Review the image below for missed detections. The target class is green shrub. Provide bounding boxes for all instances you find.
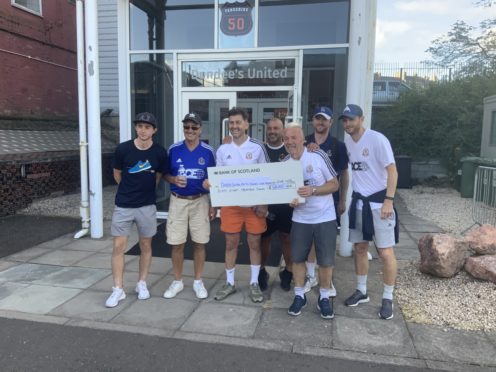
[374,74,496,180]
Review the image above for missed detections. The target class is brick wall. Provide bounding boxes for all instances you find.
[0,153,114,217]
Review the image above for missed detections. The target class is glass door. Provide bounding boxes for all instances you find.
[181,92,236,149]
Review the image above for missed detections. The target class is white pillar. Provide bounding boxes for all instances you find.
[85,0,103,238]
[339,0,377,257]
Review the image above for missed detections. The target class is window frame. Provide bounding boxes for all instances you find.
[11,0,42,16]
[490,110,496,146]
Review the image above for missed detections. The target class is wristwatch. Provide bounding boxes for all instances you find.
[312,187,317,196]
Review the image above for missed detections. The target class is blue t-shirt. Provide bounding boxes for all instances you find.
[112,140,169,208]
[168,140,216,196]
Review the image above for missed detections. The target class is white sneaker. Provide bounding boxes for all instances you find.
[193,280,208,299]
[163,280,184,298]
[135,281,150,300]
[105,287,126,308]
[304,275,319,293]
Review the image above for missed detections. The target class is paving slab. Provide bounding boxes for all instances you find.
[333,317,417,358]
[178,260,226,280]
[255,307,333,348]
[113,297,197,330]
[0,260,19,272]
[180,302,261,337]
[0,284,81,314]
[425,360,496,372]
[91,272,162,293]
[5,247,53,262]
[31,233,75,250]
[61,239,112,252]
[0,282,30,301]
[408,323,496,366]
[31,266,110,289]
[0,263,64,284]
[401,224,444,233]
[72,252,136,270]
[49,290,132,322]
[267,285,299,309]
[394,247,420,261]
[29,250,94,266]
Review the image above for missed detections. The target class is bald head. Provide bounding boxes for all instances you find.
[283,124,305,159]
[266,117,284,146]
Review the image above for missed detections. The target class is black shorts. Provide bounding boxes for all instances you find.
[261,204,293,237]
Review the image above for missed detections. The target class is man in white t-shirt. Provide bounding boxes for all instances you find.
[284,123,339,319]
[211,107,270,303]
[340,104,398,320]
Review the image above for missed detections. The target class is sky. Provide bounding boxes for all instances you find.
[375,0,496,64]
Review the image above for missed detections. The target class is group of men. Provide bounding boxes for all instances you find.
[105,104,398,321]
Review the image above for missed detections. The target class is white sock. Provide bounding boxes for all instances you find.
[250,265,261,284]
[383,284,394,300]
[226,268,235,285]
[319,287,331,300]
[306,261,316,278]
[294,286,305,298]
[357,275,367,294]
[329,283,337,297]
[194,279,203,286]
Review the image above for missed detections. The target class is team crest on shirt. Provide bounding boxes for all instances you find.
[306,165,313,173]
[198,157,205,165]
[278,153,286,161]
[362,148,369,157]
[326,149,333,157]
[246,152,253,160]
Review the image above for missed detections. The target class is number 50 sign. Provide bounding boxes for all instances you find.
[220,1,253,36]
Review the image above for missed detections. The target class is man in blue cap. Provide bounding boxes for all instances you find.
[340,104,398,320]
[303,106,349,295]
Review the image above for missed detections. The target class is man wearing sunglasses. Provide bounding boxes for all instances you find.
[163,112,216,300]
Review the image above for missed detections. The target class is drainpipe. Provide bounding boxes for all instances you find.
[85,0,103,238]
[339,0,377,257]
[74,0,89,239]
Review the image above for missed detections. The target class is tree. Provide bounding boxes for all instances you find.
[426,2,496,74]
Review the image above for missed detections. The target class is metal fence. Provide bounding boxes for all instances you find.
[472,166,496,226]
[374,62,486,89]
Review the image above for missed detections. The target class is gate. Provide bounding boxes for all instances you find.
[472,166,496,226]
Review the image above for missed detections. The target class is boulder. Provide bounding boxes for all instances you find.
[418,234,470,278]
[464,224,496,255]
[464,255,496,284]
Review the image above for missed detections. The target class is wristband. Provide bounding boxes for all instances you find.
[384,196,394,201]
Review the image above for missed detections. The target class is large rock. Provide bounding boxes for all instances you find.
[418,234,470,278]
[464,224,496,255]
[464,255,496,284]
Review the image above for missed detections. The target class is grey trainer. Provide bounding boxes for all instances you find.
[214,283,236,301]
[249,283,264,303]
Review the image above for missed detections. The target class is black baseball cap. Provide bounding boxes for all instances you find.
[182,112,202,126]
[133,112,157,128]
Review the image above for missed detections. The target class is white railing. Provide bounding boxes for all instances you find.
[472,166,496,226]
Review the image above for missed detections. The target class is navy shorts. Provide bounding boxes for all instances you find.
[261,204,293,237]
[290,220,337,267]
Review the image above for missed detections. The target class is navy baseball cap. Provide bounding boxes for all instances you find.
[313,106,333,120]
[133,112,157,128]
[182,112,202,126]
[338,104,363,120]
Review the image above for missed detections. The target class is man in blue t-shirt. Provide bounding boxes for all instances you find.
[304,106,349,294]
[163,112,217,300]
[106,112,168,308]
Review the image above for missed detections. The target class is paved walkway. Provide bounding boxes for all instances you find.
[0,198,495,371]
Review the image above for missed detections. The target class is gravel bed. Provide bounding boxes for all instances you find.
[397,186,496,332]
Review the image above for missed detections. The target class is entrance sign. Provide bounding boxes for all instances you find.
[207,161,305,207]
[218,0,256,49]
[182,59,295,87]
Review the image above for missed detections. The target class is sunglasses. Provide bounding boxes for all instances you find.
[183,125,200,131]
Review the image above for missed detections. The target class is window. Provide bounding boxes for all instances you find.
[490,111,496,146]
[12,0,42,15]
